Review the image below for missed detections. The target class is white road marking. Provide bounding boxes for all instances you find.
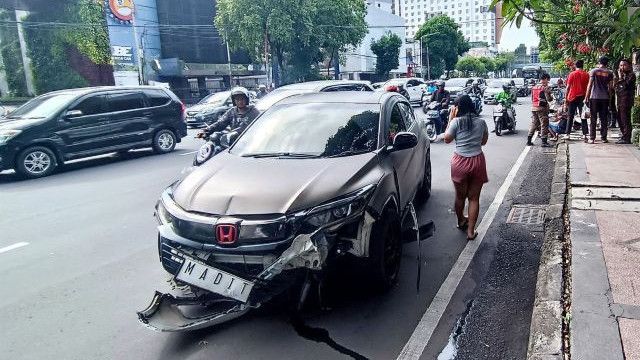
[179,151,198,156]
[0,242,30,254]
[397,135,536,360]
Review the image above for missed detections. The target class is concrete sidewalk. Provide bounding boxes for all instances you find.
[569,137,640,360]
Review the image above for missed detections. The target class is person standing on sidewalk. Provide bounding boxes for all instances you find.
[528,73,553,147]
[614,59,637,144]
[585,56,614,143]
[562,60,590,141]
[443,94,489,241]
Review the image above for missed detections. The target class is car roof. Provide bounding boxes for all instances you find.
[40,85,170,98]
[279,80,371,91]
[273,91,398,105]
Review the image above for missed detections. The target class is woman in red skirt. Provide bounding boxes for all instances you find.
[443,95,489,240]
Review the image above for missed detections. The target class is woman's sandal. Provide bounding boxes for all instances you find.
[456,218,469,231]
[467,232,479,241]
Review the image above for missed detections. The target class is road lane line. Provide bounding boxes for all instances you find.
[0,242,29,254]
[179,151,198,156]
[397,136,535,360]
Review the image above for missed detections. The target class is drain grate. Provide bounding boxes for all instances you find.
[507,205,546,225]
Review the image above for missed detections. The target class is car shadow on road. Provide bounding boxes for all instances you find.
[0,150,162,183]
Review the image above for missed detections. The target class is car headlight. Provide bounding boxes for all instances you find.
[302,184,376,228]
[155,200,173,225]
[0,130,21,145]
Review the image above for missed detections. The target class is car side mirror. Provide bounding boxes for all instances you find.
[392,132,418,151]
[64,110,83,119]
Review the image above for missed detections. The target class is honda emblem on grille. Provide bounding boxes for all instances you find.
[216,224,237,244]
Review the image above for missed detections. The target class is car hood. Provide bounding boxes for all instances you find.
[172,151,383,216]
[0,117,47,130]
[187,103,226,114]
[448,86,465,93]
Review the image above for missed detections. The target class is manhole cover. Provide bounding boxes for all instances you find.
[507,205,546,225]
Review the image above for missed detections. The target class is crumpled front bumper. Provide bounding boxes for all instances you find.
[138,230,329,332]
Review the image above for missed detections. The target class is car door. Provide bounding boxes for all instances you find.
[106,91,151,147]
[386,101,413,206]
[398,102,424,190]
[55,94,111,156]
[407,79,425,102]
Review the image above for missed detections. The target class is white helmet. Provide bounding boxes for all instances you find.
[230,86,250,105]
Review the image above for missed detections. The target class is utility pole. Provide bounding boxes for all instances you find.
[225,30,232,88]
[426,45,431,80]
[131,6,144,85]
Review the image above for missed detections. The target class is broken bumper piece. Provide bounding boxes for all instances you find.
[138,230,328,332]
[137,291,250,332]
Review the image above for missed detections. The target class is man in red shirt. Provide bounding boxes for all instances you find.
[562,60,590,141]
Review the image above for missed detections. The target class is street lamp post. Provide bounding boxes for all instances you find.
[420,32,440,80]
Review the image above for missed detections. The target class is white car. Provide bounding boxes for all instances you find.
[381,78,428,106]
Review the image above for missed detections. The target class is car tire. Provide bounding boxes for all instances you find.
[15,146,58,179]
[366,211,403,292]
[152,129,177,154]
[416,151,432,203]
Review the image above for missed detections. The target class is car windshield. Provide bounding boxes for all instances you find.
[198,91,230,105]
[488,80,505,88]
[446,78,469,87]
[255,89,311,112]
[7,93,77,119]
[231,102,380,158]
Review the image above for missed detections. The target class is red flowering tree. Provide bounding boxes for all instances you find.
[494,0,640,70]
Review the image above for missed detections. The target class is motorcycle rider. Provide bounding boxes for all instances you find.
[494,84,516,133]
[197,87,260,139]
[469,80,483,97]
[430,81,450,134]
[256,84,268,99]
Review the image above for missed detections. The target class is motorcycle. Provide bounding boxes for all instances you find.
[193,127,241,166]
[493,100,517,136]
[464,88,484,115]
[423,101,449,142]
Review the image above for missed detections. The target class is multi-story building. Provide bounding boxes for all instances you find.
[392,0,502,47]
[341,0,411,80]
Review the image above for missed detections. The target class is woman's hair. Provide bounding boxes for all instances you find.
[454,94,476,132]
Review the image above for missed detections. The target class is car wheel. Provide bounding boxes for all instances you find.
[153,129,177,154]
[366,211,403,291]
[417,152,432,203]
[16,146,58,179]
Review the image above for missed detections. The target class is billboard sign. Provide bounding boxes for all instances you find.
[107,0,134,23]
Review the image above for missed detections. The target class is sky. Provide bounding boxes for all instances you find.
[498,19,540,52]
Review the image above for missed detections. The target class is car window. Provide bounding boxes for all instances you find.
[408,80,421,87]
[398,103,415,128]
[70,95,108,116]
[389,104,407,143]
[231,103,380,157]
[145,89,171,107]
[7,93,76,119]
[108,92,145,112]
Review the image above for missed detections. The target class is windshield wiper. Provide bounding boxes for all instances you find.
[326,149,371,158]
[242,152,321,158]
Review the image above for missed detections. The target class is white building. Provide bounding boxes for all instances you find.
[341,0,411,80]
[392,0,502,47]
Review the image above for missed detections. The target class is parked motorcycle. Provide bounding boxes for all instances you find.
[493,100,516,136]
[193,127,241,166]
[424,101,449,142]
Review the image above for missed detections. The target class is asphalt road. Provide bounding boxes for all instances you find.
[0,98,545,360]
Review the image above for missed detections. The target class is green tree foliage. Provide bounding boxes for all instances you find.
[215,0,367,84]
[455,56,486,76]
[370,32,402,76]
[494,0,640,69]
[0,10,28,96]
[415,15,469,79]
[494,52,516,77]
[21,0,111,94]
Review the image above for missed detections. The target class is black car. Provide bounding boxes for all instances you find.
[185,90,257,128]
[140,91,432,331]
[0,86,187,178]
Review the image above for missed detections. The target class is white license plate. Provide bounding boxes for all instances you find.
[176,256,254,302]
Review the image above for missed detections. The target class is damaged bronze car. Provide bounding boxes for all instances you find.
[138,92,434,331]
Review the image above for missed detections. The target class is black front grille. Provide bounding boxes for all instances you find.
[169,212,293,247]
